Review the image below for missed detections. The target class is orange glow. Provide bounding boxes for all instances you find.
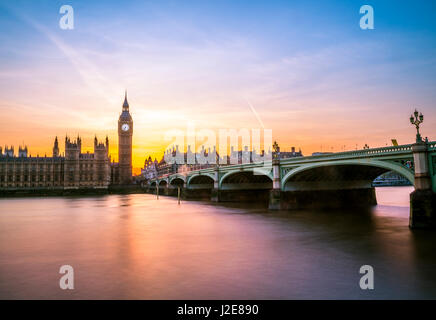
[0,101,434,176]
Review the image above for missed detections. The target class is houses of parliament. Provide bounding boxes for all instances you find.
[0,93,133,191]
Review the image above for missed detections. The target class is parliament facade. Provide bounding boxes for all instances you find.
[0,94,133,191]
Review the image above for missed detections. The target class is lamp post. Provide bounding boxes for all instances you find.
[408,109,433,228]
[410,109,424,143]
[269,140,282,210]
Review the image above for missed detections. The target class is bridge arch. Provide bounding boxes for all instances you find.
[158,179,168,187]
[219,169,273,190]
[170,177,185,188]
[281,159,414,190]
[186,173,215,188]
[169,174,186,184]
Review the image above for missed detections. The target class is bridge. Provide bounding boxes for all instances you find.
[146,140,436,228]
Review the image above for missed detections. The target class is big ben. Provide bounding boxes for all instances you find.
[118,91,133,184]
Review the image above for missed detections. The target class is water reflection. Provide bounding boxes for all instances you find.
[0,186,436,299]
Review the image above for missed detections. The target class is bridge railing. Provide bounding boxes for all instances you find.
[296,143,415,161]
[321,140,435,159]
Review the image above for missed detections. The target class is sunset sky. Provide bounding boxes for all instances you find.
[0,0,435,173]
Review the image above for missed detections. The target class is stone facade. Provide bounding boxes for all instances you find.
[63,136,111,189]
[117,91,133,184]
[0,136,110,190]
[1,94,134,191]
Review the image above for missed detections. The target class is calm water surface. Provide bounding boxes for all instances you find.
[1,186,436,299]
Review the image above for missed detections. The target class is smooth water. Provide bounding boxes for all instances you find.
[1,186,436,299]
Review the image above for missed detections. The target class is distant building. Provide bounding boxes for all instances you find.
[4,146,14,157]
[141,145,303,180]
[18,146,28,157]
[372,171,412,186]
[142,156,158,180]
[279,147,303,159]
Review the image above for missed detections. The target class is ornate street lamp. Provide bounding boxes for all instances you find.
[410,109,424,143]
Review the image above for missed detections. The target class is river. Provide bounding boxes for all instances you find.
[1,186,436,299]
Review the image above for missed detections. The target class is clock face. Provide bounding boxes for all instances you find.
[121,124,130,131]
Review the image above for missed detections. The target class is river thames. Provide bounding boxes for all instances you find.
[1,186,436,299]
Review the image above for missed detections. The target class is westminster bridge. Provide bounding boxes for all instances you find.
[145,140,436,228]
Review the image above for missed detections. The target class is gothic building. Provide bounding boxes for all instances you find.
[63,135,111,188]
[0,136,110,190]
[117,91,133,184]
[0,93,134,191]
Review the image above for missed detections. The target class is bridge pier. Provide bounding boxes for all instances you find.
[167,186,178,196]
[410,142,436,228]
[181,181,187,199]
[211,167,220,202]
[279,188,377,210]
[211,188,220,202]
[268,159,281,210]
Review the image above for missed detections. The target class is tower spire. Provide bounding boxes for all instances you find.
[123,89,129,110]
[118,89,133,184]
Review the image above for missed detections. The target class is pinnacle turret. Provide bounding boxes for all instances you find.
[123,90,129,110]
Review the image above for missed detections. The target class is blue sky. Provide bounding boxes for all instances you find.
[0,0,435,165]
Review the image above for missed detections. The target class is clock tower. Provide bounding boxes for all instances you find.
[118,91,133,184]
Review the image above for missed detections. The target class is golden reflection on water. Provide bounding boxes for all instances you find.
[1,186,436,299]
